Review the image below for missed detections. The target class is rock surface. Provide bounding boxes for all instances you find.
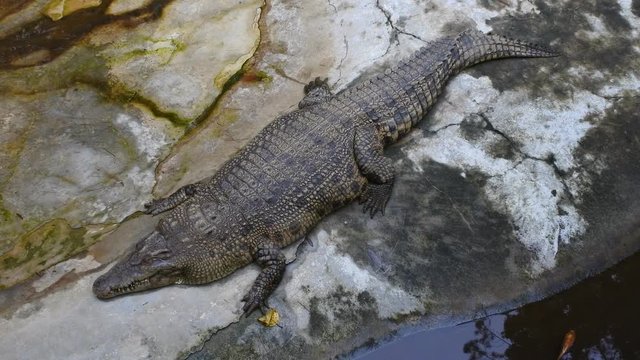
[0,0,639,359]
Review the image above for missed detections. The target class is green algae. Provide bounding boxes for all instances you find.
[0,203,13,223]
[104,37,187,66]
[111,88,191,127]
[254,70,272,83]
[241,69,272,84]
[0,46,109,95]
[0,48,187,279]
[211,109,240,138]
[269,62,287,78]
[0,42,190,129]
[190,62,250,128]
[0,219,85,287]
[0,42,191,128]
[221,67,247,92]
[0,195,33,255]
[0,219,116,289]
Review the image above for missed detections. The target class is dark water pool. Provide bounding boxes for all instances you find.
[358,250,640,360]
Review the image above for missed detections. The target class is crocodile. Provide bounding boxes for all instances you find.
[93,29,558,315]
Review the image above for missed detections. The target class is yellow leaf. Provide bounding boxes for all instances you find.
[557,330,576,360]
[257,308,280,327]
[43,0,102,21]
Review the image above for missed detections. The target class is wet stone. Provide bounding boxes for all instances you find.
[0,0,262,287]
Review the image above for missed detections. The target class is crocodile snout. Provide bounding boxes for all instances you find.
[93,273,117,299]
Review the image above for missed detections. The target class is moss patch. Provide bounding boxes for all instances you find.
[240,69,273,84]
[0,46,109,95]
[0,194,40,256]
[210,109,240,138]
[0,219,112,288]
[110,88,191,127]
[101,36,187,66]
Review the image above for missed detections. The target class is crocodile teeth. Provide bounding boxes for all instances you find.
[110,278,150,295]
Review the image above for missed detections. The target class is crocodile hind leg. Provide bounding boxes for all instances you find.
[354,125,395,218]
[143,183,198,215]
[298,77,332,108]
[242,242,286,316]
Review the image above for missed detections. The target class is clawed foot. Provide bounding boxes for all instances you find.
[359,183,393,218]
[142,184,197,216]
[142,200,164,216]
[299,77,332,108]
[243,242,286,316]
[303,77,329,94]
[295,236,314,258]
[242,291,270,317]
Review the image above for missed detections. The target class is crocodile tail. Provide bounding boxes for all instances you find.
[452,30,559,71]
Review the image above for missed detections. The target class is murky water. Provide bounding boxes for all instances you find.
[358,250,640,360]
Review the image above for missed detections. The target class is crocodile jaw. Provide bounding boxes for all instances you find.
[92,259,183,299]
[93,231,184,299]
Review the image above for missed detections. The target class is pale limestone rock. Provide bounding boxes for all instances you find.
[2,86,178,227]
[0,264,258,359]
[284,230,422,332]
[42,0,102,21]
[94,0,263,122]
[31,255,101,292]
[106,0,153,15]
[154,0,392,192]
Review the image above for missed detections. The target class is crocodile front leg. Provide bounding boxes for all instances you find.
[354,125,395,218]
[298,77,333,108]
[143,184,198,215]
[242,242,286,316]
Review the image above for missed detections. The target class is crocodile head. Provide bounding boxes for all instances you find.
[93,231,186,299]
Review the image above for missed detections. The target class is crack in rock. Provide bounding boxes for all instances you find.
[477,112,577,205]
[426,121,464,134]
[326,0,337,13]
[336,35,349,85]
[375,0,426,45]
[180,320,240,360]
[426,112,579,241]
